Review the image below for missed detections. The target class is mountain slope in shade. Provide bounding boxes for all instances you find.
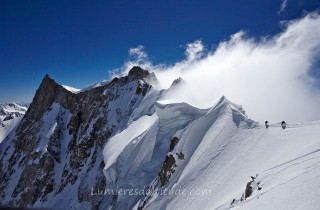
[0,103,28,143]
[0,67,160,209]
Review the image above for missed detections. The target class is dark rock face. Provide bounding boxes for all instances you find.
[0,67,154,209]
[128,66,151,79]
[158,137,183,187]
[169,137,179,152]
[245,180,253,199]
[23,74,74,123]
[230,175,262,207]
[128,66,158,85]
[159,154,176,186]
[177,151,184,160]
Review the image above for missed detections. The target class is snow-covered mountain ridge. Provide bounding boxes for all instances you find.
[0,66,319,210]
[0,102,28,143]
[139,99,320,210]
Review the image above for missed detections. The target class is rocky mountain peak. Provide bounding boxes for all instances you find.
[128,66,151,79]
[169,77,185,89]
[23,68,156,127]
[0,67,157,208]
[23,74,74,123]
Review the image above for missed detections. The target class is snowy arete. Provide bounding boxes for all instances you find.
[0,66,320,210]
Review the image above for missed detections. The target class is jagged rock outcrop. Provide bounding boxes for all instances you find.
[23,74,74,123]
[0,66,156,209]
[159,154,177,186]
[128,66,151,79]
[169,137,179,152]
[230,175,262,207]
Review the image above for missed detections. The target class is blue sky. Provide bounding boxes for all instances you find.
[0,0,319,103]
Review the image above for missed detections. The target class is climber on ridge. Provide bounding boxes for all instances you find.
[265,121,269,129]
[281,121,287,129]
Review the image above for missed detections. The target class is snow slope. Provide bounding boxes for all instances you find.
[139,98,320,210]
[102,101,207,209]
[102,96,320,210]
[0,116,23,143]
[62,85,81,93]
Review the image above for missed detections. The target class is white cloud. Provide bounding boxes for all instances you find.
[129,45,148,61]
[185,40,205,61]
[116,12,320,123]
[109,45,153,78]
[279,0,288,14]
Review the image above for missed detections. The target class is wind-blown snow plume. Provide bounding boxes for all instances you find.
[114,13,320,123]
